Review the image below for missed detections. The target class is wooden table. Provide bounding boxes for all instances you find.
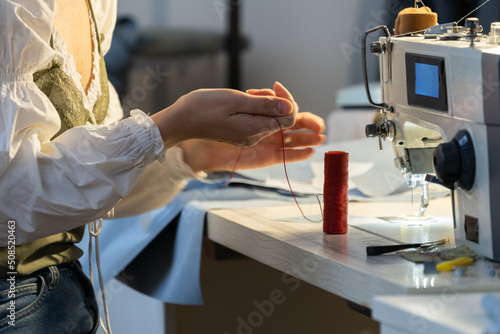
[206,197,500,310]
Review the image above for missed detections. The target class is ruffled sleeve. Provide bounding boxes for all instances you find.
[0,1,170,246]
[0,100,166,246]
[1,0,55,75]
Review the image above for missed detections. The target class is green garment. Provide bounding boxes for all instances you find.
[0,4,110,277]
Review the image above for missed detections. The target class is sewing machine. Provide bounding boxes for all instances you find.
[362,18,500,261]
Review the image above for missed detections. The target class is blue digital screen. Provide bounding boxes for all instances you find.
[415,63,439,98]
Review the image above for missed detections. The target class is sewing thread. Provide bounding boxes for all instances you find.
[323,151,349,234]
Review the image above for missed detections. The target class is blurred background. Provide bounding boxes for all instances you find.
[110,0,500,122]
[109,0,392,123]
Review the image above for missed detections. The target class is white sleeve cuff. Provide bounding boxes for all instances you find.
[128,109,166,163]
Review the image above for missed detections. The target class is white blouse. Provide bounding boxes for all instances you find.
[0,0,198,246]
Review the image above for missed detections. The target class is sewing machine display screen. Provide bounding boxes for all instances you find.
[406,53,448,111]
[415,63,439,97]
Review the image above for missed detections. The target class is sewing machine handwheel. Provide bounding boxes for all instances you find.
[433,142,460,183]
[433,130,475,190]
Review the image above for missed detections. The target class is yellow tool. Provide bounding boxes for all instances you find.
[436,257,474,272]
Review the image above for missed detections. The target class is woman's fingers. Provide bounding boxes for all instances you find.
[272,82,299,129]
[246,88,276,96]
[281,133,326,148]
[280,147,315,163]
[289,111,326,133]
[247,83,303,130]
[273,82,295,105]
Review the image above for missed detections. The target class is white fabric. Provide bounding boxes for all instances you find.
[0,0,198,246]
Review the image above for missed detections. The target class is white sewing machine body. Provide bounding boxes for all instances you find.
[363,20,500,261]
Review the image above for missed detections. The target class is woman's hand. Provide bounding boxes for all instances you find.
[150,82,298,149]
[179,111,326,173]
[152,81,324,172]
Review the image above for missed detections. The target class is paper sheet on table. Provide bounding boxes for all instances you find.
[231,139,413,198]
[278,214,454,245]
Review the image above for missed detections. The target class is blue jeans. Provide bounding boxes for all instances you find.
[0,262,99,333]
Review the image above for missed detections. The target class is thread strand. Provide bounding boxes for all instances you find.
[225,117,324,223]
[224,147,244,186]
[273,117,323,223]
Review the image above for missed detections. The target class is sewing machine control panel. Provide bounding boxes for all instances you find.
[405,53,447,112]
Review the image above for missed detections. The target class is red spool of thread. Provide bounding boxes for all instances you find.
[323,151,349,234]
